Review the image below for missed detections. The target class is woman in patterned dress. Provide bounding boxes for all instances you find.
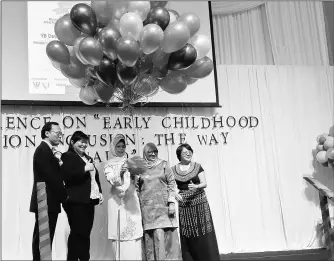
[172,143,220,261]
[104,134,143,260]
[137,142,182,261]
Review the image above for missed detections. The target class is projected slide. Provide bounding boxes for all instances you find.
[5,1,219,105]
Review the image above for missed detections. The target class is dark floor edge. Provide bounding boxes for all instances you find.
[220,248,328,260]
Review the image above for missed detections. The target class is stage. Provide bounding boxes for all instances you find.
[221,248,328,260]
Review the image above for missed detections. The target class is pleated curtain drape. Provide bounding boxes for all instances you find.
[212,1,330,65]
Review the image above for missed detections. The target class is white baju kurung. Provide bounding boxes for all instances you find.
[104,138,143,261]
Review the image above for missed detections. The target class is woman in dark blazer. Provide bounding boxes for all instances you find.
[61,131,103,261]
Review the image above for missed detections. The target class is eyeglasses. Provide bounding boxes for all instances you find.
[181,151,192,156]
[50,131,63,137]
[116,145,126,149]
[147,150,158,155]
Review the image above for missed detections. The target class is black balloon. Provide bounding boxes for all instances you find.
[183,56,214,79]
[146,7,170,31]
[150,1,168,8]
[117,62,139,86]
[87,75,96,86]
[152,47,170,72]
[143,19,149,26]
[94,80,115,103]
[116,36,141,67]
[96,57,118,87]
[98,26,122,61]
[70,3,98,36]
[168,43,197,70]
[322,162,329,167]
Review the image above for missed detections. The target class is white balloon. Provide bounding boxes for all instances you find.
[189,34,211,60]
[119,12,143,41]
[324,138,334,150]
[128,1,151,21]
[325,136,334,142]
[316,151,328,163]
[329,126,334,137]
[107,1,128,20]
[139,24,164,54]
[169,11,177,24]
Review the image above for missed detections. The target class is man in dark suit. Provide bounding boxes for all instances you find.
[29,121,68,260]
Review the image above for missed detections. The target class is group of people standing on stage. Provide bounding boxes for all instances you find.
[30,122,220,261]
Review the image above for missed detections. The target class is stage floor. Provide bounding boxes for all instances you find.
[220,248,328,260]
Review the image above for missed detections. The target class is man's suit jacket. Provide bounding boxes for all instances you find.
[61,150,102,204]
[29,141,67,213]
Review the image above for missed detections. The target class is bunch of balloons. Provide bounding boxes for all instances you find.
[315,126,334,168]
[46,1,214,109]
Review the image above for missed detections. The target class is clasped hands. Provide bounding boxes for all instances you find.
[168,202,176,217]
[175,182,199,202]
[188,181,199,190]
[85,162,95,172]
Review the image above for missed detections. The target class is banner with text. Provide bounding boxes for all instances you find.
[2,106,259,164]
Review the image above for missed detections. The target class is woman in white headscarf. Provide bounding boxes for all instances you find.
[104,134,143,260]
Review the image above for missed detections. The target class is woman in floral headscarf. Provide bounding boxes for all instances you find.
[137,142,182,261]
[104,134,143,260]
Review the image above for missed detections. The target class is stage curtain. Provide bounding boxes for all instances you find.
[210,1,265,15]
[220,65,334,251]
[212,1,330,65]
[323,1,334,65]
[212,4,274,65]
[1,65,333,259]
[265,1,329,65]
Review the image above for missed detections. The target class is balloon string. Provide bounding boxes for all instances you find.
[100,68,161,111]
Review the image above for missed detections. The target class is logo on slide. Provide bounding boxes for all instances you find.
[32,81,50,89]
